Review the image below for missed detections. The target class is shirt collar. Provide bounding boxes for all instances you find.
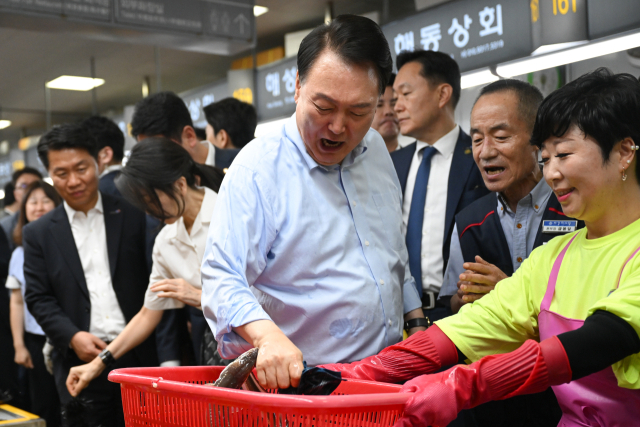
[497,178,553,216]
[172,187,217,244]
[99,164,122,178]
[202,140,216,167]
[284,113,368,171]
[64,192,103,224]
[416,125,460,158]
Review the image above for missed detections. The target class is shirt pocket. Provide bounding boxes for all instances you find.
[372,192,405,252]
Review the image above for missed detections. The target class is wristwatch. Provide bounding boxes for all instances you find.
[98,349,116,367]
[404,317,431,331]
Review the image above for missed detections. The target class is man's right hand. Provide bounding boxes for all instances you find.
[70,331,107,363]
[235,320,304,390]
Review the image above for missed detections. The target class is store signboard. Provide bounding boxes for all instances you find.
[114,0,202,33]
[64,0,112,21]
[255,57,297,121]
[382,0,532,72]
[180,80,230,129]
[0,0,254,40]
[202,1,253,39]
[531,0,587,50]
[587,0,640,39]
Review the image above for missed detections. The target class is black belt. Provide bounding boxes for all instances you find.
[421,291,445,310]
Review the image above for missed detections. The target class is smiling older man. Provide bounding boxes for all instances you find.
[201,15,425,391]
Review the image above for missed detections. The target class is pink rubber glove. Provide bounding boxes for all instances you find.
[320,325,458,383]
[394,336,572,427]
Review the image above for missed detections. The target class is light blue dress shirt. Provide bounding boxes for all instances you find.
[201,114,421,366]
[440,178,553,298]
[5,247,45,335]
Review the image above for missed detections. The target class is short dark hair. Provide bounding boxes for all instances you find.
[203,98,257,149]
[37,124,99,170]
[14,180,62,246]
[81,116,125,162]
[476,79,543,133]
[396,50,461,108]
[531,68,640,182]
[3,182,15,206]
[387,73,396,89]
[12,167,43,185]
[194,127,207,141]
[130,91,193,141]
[116,137,224,221]
[297,14,392,95]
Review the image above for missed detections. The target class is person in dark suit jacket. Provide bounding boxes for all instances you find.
[24,124,157,427]
[130,91,240,170]
[390,50,489,325]
[203,97,257,151]
[81,116,126,198]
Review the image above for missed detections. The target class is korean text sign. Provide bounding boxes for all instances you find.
[382,0,532,72]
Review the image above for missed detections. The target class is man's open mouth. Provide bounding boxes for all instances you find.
[321,138,344,148]
[485,166,505,176]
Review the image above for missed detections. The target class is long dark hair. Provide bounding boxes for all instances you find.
[116,137,224,221]
[14,181,62,246]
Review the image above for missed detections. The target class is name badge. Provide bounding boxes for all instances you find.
[542,220,577,234]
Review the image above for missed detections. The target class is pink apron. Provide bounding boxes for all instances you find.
[538,236,640,426]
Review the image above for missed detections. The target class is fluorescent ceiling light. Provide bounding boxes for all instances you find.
[0,120,11,130]
[254,5,268,17]
[461,68,499,89]
[46,76,105,91]
[497,31,640,78]
[531,40,588,56]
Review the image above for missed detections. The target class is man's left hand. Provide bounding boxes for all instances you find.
[150,278,202,308]
[458,256,508,303]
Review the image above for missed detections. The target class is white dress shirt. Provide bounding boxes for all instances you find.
[203,140,216,167]
[402,125,460,293]
[64,194,126,342]
[99,164,123,178]
[144,187,217,310]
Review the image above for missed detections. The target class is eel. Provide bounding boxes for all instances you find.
[212,347,259,389]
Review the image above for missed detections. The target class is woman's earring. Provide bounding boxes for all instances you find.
[622,168,628,181]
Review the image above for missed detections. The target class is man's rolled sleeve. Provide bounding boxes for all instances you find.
[201,164,277,359]
[440,224,465,298]
[402,275,422,313]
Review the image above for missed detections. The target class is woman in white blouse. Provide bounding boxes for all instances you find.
[66,138,224,397]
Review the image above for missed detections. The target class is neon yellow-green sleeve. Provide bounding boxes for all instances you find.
[436,244,551,362]
[588,255,640,389]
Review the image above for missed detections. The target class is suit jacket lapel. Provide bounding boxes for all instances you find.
[49,206,90,300]
[102,194,123,281]
[445,129,475,242]
[391,142,417,195]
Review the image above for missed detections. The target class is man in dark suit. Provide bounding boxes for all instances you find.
[130,91,239,170]
[24,124,157,427]
[390,50,489,324]
[203,97,257,151]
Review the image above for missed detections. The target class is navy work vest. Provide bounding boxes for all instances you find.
[455,192,581,277]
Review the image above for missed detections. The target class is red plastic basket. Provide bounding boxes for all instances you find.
[109,366,409,427]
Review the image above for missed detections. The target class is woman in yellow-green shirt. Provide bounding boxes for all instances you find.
[322,68,640,427]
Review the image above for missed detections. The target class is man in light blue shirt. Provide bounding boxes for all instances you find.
[201,15,424,390]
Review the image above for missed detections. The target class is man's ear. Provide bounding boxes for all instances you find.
[294,71,301,103]
[97,147,114,172]
[181,126,200,148]
[438,84,454,110]
[216,129,235,149]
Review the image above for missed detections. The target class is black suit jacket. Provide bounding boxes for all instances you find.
[23,192,157,366]
[99,170,121,198]
[214,147,240,169]
[390,128,490,272]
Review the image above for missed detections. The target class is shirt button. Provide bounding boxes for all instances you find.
[380,279,385,285]
[517,223,522,229]
[105,315,109,319]
[425,208,429,213]
[365,240,370,246]
[388,319,392,326]
[352,202,356,208]
[517,257,523,263]
[534,205,539,210]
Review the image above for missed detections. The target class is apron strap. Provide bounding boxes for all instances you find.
[616,245,640,289]
[542,235,577,311]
